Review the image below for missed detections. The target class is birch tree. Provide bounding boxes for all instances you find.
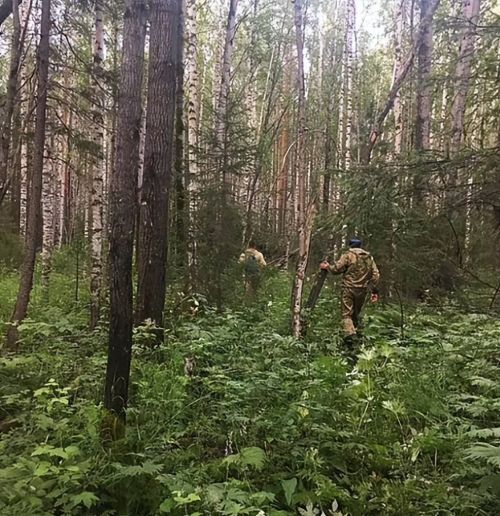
[343,0,355,169]
[291,0,316,338]
[41,147,54,294]
[90,0,105,329]
[214,0,238,189]
[185,0,199,286]
[367,0,440,160]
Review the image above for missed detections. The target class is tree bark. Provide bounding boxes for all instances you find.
[343,0,355,169]
[5,0,51,350]
[173,0,185,268]
[393,0,405,155]
[291,0,315,338]
[104,0,146,429]
[214,0,238,189]
[136,0,180,330]
[185,0,199,288]
[449,0,481,153]
[41,146,54,295]
[415,0,433,151]
[0,0,22,200]
[90,0,106,329]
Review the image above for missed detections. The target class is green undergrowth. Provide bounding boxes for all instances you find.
[0,270,499,515]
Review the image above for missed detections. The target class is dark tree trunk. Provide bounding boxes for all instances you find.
[0,0,23,27]
[5,0,50,350]
[136,0,181,330]
[104,0,147,431]
[0,0,22,200]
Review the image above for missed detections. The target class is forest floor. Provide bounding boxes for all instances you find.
[0,261,500,515]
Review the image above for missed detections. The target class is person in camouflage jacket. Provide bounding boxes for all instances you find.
[239,242,267,295]
[320,238,380,341]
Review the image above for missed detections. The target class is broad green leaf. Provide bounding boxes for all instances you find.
[281,477,297,506]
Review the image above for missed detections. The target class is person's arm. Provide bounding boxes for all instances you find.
[257,252,267,267]
[371,258,380,290]
[320,252,350,274]
[370,258,380,302]
[329,253,351,275]
[238,252,246,263]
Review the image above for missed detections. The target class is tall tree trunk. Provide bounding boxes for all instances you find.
[136,0,180,330]
[415,0,433,151]
[104,0,146,430]
[185,0,199,288]
[5,0,51,350]
[367,0,440,160]
[393,0,405,155]
[90,0,105,329]
[343,0,355,169]
[291,0,315,338]
[214,0,238,189]
[173,0,185,268]
[0,0,22,200]
[449,0,481,153]
[41,146,54,295]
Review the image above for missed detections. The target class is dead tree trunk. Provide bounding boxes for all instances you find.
[136,0,181,330]
[104,0,146,431]
[5,0,51,350]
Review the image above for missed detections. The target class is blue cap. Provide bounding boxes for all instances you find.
[349,238,362,248]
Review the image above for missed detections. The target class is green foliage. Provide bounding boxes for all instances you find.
[0,230,23,268]
[1,271,500,514]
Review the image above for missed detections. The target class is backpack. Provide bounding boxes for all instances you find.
[244,253,260,276]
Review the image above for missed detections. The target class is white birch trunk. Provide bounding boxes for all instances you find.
[343,0,355,169]
[41,148,54,294]
[291,0,315,338]
[186,0,199,284]
[90,0,105,329]
[214,0,238,188]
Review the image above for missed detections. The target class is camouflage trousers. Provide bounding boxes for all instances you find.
[244,273,261,296]
[341,287,368,336]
